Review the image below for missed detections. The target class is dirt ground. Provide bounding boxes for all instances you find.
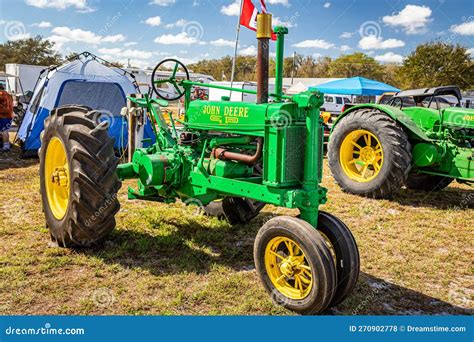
[0,136,472,315]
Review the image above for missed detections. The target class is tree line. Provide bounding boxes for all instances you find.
[189,43,473,90]
[0,36,472,90]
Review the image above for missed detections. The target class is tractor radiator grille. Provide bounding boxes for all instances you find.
[263,123,307,188]
[284,126,306,183]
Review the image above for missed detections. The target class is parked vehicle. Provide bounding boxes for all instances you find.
[377,92,396,104]
[321,94,351,114]
[328,86,473,198]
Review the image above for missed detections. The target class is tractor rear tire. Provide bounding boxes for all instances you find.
[406,173,453,192]
[39,105,121,247]
[328,108,412,198]
[204,197,265,224]
[254,216,336,314]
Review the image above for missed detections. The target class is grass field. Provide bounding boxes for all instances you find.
[0,139,472,315]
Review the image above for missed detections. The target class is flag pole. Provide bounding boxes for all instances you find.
[230,0,244,97]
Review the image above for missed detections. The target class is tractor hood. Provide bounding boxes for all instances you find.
[442,107,474,129]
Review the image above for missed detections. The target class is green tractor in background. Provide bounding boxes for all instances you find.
[328,86,474,198]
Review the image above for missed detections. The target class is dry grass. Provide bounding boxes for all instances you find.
[0,138,472,315]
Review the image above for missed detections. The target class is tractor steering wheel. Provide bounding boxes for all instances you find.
[151,58,190,101]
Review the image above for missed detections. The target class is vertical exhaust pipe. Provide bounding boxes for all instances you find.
[256,13,272,104]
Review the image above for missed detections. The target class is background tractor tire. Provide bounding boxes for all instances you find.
[328,108,412,198]
[39,105,121,247]
[204,197,265,224]
[406,173,453,192]
[254,216,336,315]
[317,211,359,307]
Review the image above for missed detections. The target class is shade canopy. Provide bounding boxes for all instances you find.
[310,76,400,96]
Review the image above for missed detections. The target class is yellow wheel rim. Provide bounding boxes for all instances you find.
[45,137,70,219]
[264,236,313,300]
[339,129,384,182]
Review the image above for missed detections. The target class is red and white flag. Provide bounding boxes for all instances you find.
[239,0,276,40]
[239,0,259,31]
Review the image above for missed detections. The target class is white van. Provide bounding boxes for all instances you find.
[321,94,351,114]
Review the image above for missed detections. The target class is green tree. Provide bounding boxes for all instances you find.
[0,36,62,67]
[380,64,403,89]
[328,53,384,79]
[398,42,474,90]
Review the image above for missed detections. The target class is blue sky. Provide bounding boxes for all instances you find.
[0,0,473,69]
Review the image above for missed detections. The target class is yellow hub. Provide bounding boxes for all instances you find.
[45,137,70,219]
[339,129,384,182]
[264,236,313,300]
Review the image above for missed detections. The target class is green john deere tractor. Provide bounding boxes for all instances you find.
[38,14,359,314]
[328,86,474,198]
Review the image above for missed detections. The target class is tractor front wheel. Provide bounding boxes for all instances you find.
[254,216,336,314]
[328,108,412,198]
[316,211,359,307]
[39,105,121,247]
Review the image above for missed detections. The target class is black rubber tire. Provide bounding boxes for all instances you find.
[317,211,359,307]
[204,197,265,224]
[406,173,453,192]
[39,105,121,247]
[328,108,412,198]
[254,216,336,315]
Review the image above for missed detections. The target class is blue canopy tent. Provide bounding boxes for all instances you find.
[309,77,400,96]
[18,53,155,157]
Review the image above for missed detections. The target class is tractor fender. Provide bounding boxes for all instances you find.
[331,104,431,142]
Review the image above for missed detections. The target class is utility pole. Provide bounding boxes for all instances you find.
[291,51,296,85]
[230,0,244,98]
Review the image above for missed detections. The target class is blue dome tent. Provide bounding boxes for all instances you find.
[18,52,155,157]
[309,76,400,96]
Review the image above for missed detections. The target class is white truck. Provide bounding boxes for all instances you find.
[321,94,351,114]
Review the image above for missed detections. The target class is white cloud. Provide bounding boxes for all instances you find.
[124,41,138,47]
[273,16,297,28]
[382,5,432,34]
[154,32,199,45]
[26,0,94,12]
[164,19,188,29]
[267,0,290,6]
[210,38,235,47]
[374,52,404,64]
[467,48,474,57]
[145,16,162,26]
[32,21,52,28]
[48,26,125,49]
[312,53,322,59]
[323,2,331,8]
[451,21,474,36]
[240,45,257,56]
[98,48,154,60]
[221,1,241,16]
[150,0,176,6]
[292,39,334,49]
[8,33,31,41]
[101,35,126,43]
[339,31,353,39]
[340,45,351,52]
[358,35,405,50]
[161,55,198,66]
